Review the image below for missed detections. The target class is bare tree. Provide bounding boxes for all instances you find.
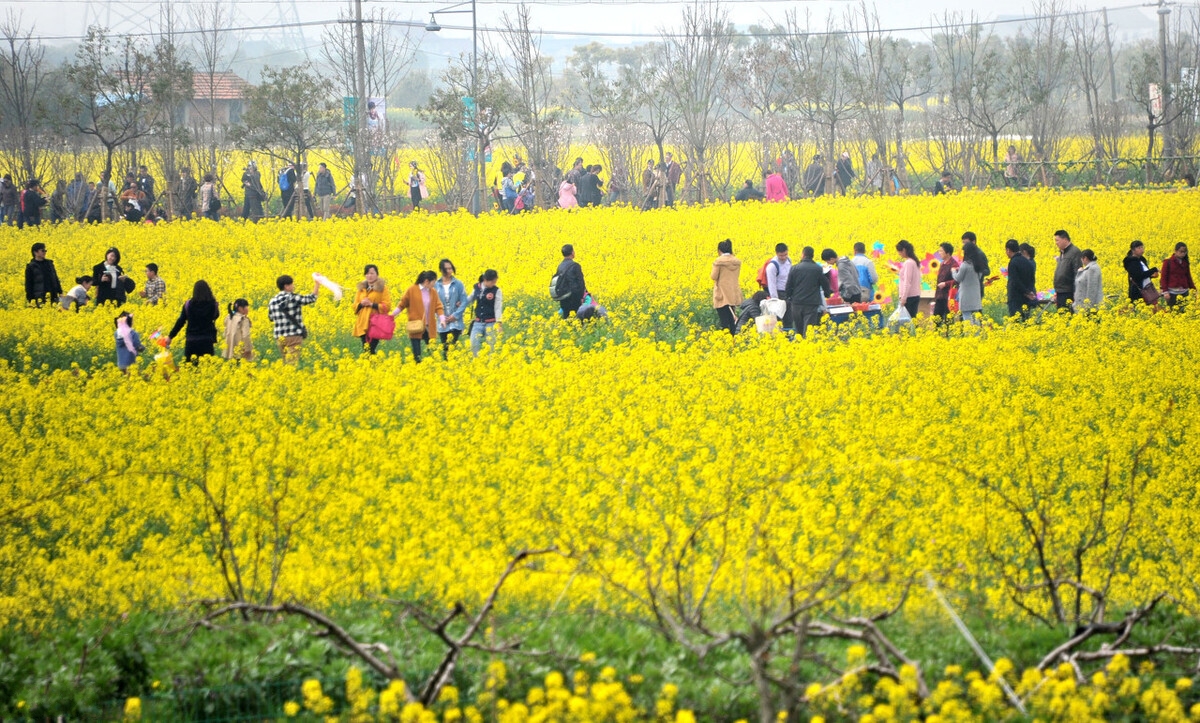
[661,1,735,202]
[784,11,861,194]
[724,29,790,169]
[1067,7,1123,170]
[498,4,570,207]
[321,8,419,201]
[932,14,1025,165]
[566,43,647,203]
[60,27,158,221]
[0,11,50,182]
[148,4,194,218]
[187,1,237,178]
[1010,1,1072,164]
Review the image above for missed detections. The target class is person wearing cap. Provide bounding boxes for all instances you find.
[25,242,62,306]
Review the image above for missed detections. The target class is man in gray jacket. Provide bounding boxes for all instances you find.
[783,246,831,338]
[1052,229,1082,310]
[315,163,336,220]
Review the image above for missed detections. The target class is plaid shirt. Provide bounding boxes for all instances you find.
[144,276,166,305]
[267,290,317,338]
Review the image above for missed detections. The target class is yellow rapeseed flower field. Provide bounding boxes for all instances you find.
[1,189,1199,654]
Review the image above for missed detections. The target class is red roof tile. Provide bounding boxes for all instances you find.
[193,72,250,101]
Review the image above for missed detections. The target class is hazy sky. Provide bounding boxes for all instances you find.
[11,0,1166,48]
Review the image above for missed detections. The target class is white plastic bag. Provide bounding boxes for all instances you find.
[312,272,343,301]
[755,315,778,334]
[886,305,911,326]
[760,298,787,319]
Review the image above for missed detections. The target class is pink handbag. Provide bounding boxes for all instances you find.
[367,313,395,341]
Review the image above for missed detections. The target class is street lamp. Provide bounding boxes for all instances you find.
[425,0,483,215]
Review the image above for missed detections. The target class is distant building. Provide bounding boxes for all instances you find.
[186,71,250,128]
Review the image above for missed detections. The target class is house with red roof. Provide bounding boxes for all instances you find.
[186,71,251,128]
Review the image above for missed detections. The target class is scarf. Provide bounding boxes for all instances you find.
[116,317,137,354]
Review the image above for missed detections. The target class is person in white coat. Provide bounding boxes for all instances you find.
[1074,249,1103,313]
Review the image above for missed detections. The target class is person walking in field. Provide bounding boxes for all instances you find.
[1123,240,1158,306]
[558,176,579,209]
[223,298,254,360]
[394,270,445,363]
[268,274,321,364]
[436,259,468,358]
[896,240,921,319]
[553,244,586,319]
[664,152,682,206]
[1052,229,1082,310]
[1159,242,1194,307]
[114,312,144,373]
[835,152,855,195]
[1074,250,1103,313]
[711,239,743,336]
[353,264,392,355]
[242,162,265,223]
[167,280,221,361]
[468,269,503,356]
[764,168,788,202]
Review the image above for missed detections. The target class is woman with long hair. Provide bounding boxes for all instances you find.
[1124,240,1159,306]
[393,270,445,363]
[435,259,468,358]
[711,239,743,335]
[167,280,221,360]
[953,241,987,325]
[1160,242,1194,307]
[895,239,921,319]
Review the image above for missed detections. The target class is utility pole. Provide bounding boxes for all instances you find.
[1158,0,1173,160]
[1102,7,1118,103]
[354,0,368,216]
[472,0,482,215]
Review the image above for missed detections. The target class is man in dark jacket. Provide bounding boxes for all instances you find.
[555,244,586,319]
[1052,229,1082,310]
[734,180,765,202]
[1005,238,1037,320]
[835,152,855,195]
[178,168,198,219]
[25,242,62,306]
[21,181,46,226]
[137,165,156,208]
[664,153,682,206]
[0,174,19,225]
[315,163,336,219]
[804,155,825,197]
[784,246,830,338]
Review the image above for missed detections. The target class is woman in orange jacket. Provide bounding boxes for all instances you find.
[352,264,392,354]
[393,270,444,363]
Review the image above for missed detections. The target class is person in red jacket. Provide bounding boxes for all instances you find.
[1160,242,1195,307]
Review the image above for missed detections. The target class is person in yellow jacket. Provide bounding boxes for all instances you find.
[353,264,392,354]
[393,270,444,363]
[223,298,254,360]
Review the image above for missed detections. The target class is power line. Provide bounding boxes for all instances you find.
[15,2,1186,43]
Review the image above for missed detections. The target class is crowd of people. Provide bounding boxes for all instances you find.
[709,231,1193,337]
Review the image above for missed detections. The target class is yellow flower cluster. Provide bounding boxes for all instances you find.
[806,653,1200,722]
[0,192,1198,662]
[287,662,689,723]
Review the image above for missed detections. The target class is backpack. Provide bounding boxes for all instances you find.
[549,263,576,301]
[755,258,781,289]
[856,262,873,293]
[279,171,290,191]
[836,257,861,300]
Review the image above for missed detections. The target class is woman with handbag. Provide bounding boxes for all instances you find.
[393,270,444,363]
[435,259,468,359]
[353,264,392,355]
[1123,240,1159,306]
